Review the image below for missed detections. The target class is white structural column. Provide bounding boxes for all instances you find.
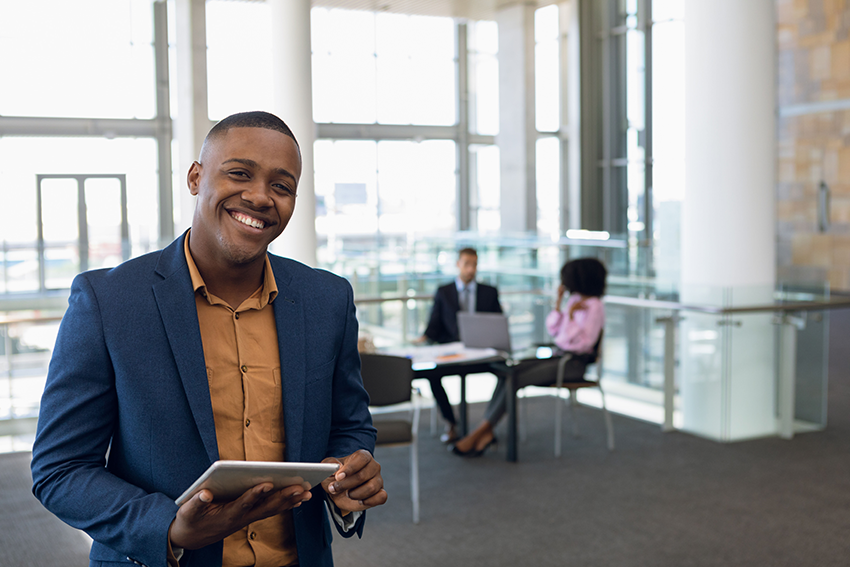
[680,0,777,440]
[496,3,537,233]
[560,0,581,232]
[269,0,317,267]
[175,0,210,235]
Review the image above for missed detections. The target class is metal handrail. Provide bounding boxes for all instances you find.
[354,290,850,314]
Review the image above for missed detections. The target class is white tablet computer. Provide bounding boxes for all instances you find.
[175,461,340,505]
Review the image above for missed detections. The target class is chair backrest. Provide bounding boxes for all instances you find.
[588,329,604,363]
[360,353,414,407]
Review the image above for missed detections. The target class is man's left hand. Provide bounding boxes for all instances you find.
[321,450,388,514]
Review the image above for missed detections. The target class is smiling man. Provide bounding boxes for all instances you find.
[31,112,385,567]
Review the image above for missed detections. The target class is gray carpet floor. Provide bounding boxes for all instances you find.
[0,451,91,566]
[332,385,850,567]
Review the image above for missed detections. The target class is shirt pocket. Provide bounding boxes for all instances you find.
[272,368,284,443]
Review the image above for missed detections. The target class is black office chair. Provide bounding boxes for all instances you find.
[359,353,420,524]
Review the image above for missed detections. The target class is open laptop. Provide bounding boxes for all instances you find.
[457,312,513,353]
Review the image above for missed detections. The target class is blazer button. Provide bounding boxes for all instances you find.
[250,531,257,540]
[241,365,248,373]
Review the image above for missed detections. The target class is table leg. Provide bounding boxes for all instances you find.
[505,368,518,462]
[459,373,468,436]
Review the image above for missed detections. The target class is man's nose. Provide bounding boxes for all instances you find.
[241,180,274,207]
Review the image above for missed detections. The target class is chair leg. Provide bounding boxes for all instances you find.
[430,399,437,437]
[554,386,563,458]
[411,437,420,524]
[519,389,528,443]
[599,387,615,451]
[569,389,580,438]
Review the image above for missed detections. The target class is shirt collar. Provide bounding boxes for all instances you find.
[184,229,278,308]
[455,278,477,293]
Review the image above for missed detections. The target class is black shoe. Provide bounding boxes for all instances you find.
[451,437,497,458]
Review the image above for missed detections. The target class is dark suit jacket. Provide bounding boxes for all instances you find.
[423,281,502,344]
[31,233,376,567]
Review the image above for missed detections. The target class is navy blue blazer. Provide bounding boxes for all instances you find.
[31,233,376,567]
[423,281,502,344]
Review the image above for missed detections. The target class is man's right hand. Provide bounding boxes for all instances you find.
[169,483,312,550]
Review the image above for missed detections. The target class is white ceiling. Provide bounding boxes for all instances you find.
[309,0,559,20]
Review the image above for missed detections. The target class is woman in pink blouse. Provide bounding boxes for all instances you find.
[452,258,607,457]
[546,258,606,355]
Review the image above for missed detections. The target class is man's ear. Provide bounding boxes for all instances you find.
[187,161,201,196]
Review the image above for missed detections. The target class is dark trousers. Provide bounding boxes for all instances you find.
[428,375,458,425]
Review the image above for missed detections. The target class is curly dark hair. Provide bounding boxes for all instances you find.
[560,257,607,297]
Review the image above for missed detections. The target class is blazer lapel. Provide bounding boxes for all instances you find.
[152,235,219,464]
[271,260,306,463]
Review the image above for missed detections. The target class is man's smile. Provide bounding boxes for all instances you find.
[228,209,269,230]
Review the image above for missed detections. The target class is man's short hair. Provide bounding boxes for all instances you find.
[458,247,477,258]
[202,111,300,158]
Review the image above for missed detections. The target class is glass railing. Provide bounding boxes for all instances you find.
[351,272,842,442]
[0,232,842,450]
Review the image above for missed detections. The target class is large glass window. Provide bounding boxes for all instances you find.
[206,0,274,120]
[536,137,561,236]
[470,144,500,232]
[535,5,560,133]
[312,8,456,126]
[0,137,158,293]
[314,139,456,255]
[468,21,500,136]
[311,9,377,124]
[0,0,155,119]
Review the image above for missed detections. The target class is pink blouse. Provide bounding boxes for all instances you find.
[545,294,605,354]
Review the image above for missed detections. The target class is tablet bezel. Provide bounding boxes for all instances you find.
[175,460,340,506]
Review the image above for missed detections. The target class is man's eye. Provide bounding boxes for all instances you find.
[274,184,294,195]
[230,171,249,178]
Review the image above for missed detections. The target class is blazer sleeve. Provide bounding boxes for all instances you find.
[324,278,376,539]
[31,274,178,567]
[325,279,376,460]
[422,286,447,342]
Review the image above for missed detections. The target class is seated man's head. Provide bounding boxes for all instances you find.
[457,248,478,285]
[561,258,607,297]
[188,111,302,268]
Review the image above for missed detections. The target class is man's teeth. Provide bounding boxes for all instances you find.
[232,212,265,229]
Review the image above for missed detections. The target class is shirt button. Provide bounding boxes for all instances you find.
[250,531,257,540]
[235,312,240,319]
[241,365,248,373]
[245,419,251,427]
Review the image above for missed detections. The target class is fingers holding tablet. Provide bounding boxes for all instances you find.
[321,451,388,513]
[170,481,313,550]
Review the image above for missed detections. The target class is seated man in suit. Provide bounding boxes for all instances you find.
[417,248,502,442]
[31,111,386,567]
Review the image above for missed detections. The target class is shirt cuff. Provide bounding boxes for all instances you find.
[167,537,184,566]
[325,499,363,533]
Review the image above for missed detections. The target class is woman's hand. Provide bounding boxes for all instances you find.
[555,285,566,312]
